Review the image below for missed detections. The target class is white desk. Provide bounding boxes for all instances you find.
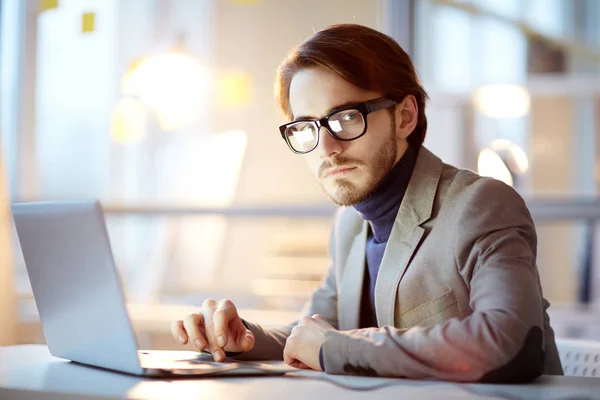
[1,345,599,399]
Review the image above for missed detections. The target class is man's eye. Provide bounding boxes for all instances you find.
[341,111,359,121]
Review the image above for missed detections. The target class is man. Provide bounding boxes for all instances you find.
[171,24,564,382]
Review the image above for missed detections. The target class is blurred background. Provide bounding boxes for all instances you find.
[1,0,599,350]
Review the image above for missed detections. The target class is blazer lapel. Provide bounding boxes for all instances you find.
[337,220,368,330]
[374,147,444,327]
[374,216,424,327]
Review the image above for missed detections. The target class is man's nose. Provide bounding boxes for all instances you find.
[316,127,343,158]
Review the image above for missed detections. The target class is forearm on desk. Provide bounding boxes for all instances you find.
[319,306,544,382]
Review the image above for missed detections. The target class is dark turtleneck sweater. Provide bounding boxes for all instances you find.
[318,145,418,371]
[353,145,418,328]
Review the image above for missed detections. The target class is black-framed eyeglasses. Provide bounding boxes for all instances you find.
[279,97,397,154]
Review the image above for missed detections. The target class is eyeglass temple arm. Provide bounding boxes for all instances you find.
[366,98,396,113]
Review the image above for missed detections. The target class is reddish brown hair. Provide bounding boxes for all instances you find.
[276,24,429,148]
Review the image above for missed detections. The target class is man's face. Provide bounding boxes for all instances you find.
[288,67,407,206]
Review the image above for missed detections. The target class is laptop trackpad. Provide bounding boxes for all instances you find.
[138,350,295,375]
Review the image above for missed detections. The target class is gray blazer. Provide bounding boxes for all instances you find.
[238,146,564,382]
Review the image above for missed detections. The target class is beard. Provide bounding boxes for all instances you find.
[317,125,398,206]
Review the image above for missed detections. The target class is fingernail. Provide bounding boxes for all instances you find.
[214,350,224,361]
[178,336,185,344]
[217,335,225,347]
[194,338,204,349]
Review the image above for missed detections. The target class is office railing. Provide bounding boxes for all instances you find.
[99,198,600,305]
[99,198,600,221]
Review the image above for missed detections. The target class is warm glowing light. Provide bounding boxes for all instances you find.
[122,52,211,130]
[491,139,529,174]
[110,97,148,144]
[473,84,531,119]
[478,148,513,186]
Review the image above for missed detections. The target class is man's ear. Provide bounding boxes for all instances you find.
[394,95,419,140]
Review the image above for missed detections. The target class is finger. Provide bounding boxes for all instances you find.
[283,338,297,367]
[202,299,224,362]
[297,362,311,370]
[171,320,188,344]
[312,314,327,322]
[213,300,238,348]
[236,326,255,352]
[231,316,254,352]
[183,313,208,351]
[283,351,297,367]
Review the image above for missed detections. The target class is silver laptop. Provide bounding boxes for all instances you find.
[12,200,293,377]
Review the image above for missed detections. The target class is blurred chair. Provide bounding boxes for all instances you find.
[556,338,600,377]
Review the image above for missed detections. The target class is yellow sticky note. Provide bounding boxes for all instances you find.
[218,70,253,108]
[40,0,59,12]
[82,12,95,33]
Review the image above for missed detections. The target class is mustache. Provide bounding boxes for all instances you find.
[318,157,361,178]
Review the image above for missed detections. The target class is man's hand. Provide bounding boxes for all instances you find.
[283,314,335,371]
[171,299,255,362]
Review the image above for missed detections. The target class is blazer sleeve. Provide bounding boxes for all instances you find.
[232,208,344,361]
[320,178,547,382]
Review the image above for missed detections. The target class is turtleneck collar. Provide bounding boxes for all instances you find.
[353,145,418,243]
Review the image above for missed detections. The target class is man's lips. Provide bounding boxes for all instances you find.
[323,166,356,178]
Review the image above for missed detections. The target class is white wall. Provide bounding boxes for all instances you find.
[212,0,381,206]
[529,97,578,302]
[211,0,381,299]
